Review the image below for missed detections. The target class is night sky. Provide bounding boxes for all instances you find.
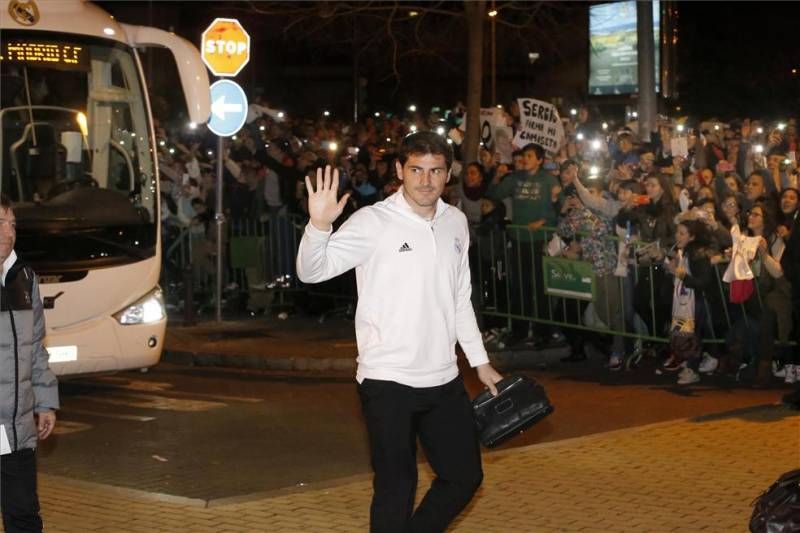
[95,1,800,120]
[676,2,799,118]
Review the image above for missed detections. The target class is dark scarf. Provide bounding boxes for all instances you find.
[462,180,488,201]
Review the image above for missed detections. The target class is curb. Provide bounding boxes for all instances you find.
[160,345,571,373]
[161,349,357,372]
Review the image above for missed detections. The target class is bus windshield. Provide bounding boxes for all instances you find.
[1,31,156,270]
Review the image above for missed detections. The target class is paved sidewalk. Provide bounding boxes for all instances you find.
[162,317,359,372]
[38,404,800,532]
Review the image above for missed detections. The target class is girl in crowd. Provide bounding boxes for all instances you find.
[634,174,677,339]
[665,220,713,384]
[742,203,794,384]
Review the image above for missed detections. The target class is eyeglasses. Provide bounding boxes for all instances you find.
[722,202,738,209]
[747,211,763,218]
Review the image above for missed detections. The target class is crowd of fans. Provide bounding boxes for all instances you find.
[154,96,799,388]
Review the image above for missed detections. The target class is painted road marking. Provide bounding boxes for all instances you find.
[81,377,264,403]
[63,408,155,422]
[76,393,226,412]
[52,420,92,436]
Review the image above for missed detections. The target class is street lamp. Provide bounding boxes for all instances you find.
[490,2,497,106]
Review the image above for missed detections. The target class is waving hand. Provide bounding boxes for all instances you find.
[305,165,351,231]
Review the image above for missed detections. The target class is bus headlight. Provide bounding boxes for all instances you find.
[114,288,165,325]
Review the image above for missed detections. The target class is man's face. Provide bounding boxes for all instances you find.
[746,174,765,200]
[0,207,16,263]
[395,153,451,213]
[619,138,633,153]
[521,149,542,172]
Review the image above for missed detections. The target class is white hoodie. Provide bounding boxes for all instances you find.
[296,190,489,387]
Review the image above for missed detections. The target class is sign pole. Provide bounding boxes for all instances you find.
[201,17,251,322]
[215,135,225,322]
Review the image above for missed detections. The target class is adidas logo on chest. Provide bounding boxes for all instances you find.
[398,242,412,252]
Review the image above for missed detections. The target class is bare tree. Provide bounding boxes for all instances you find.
[224,1,577,162]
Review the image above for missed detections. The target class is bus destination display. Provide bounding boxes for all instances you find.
[0,41,88,70]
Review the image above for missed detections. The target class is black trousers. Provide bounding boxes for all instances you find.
[1,448,43,533]
[357,375,483,533]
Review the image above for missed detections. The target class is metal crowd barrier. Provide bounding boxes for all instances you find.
[473,224,793,348]
[161,215,792,350]
[161,213,358,315]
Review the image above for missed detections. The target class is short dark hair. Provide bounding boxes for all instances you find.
[559,159,578,173]
[521,143,545,161]
[0,193,11,211]
[397,131,453,169]
[677,219,709,247]
[767,146,786,158]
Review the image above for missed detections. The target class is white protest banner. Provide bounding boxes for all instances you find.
[513,98,564,154]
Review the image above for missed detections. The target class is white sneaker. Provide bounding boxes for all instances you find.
[699,353,719,374]
[608,354,623,371]
[773,361,787,378]
[785,364,797,385]
[677,367,700,385]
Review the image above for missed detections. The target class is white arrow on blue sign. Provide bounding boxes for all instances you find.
[207,79,248,137]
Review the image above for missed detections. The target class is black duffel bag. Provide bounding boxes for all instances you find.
[749,468,800,533]
[472,374,553,448]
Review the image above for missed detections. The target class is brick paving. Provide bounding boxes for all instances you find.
[33,404,800,532]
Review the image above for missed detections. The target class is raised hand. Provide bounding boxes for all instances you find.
[305,165,350,231]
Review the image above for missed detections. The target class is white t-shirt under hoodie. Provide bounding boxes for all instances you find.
[296,190,489,388]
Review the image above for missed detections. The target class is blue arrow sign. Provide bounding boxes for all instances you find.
[207,80,248,137]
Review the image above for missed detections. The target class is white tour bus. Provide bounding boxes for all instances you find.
[1,0,210,375]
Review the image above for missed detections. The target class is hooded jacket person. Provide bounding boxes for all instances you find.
[1,196,59,532]
[1,255,59,452]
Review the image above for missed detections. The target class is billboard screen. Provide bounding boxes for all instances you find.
[589,1,659,95]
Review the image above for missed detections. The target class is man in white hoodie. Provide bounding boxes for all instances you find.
[297,132,503,532]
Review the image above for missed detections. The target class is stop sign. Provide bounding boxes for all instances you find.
[201,18,250,77]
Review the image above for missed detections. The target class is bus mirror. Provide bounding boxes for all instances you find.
[121,24,210,125]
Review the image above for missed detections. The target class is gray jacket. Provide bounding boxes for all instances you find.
[1,259,59,452]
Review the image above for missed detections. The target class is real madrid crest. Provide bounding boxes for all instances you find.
[8,0,40,26]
